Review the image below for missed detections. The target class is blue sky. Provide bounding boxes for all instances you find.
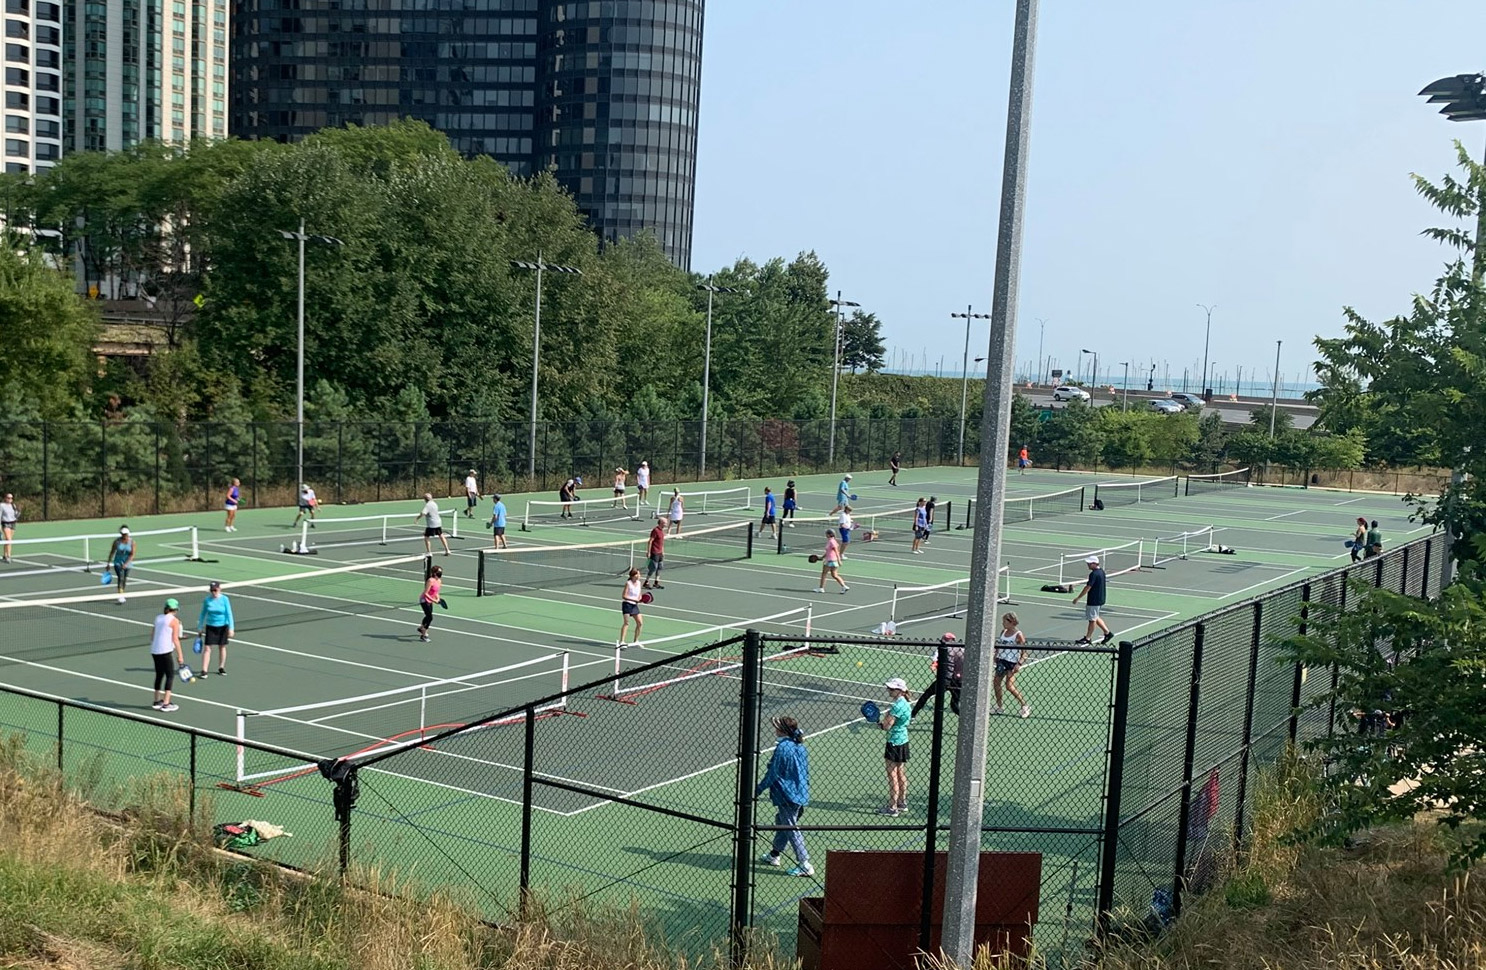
[689,0,1486,393]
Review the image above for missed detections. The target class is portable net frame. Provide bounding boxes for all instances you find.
[0,525,200,579]
[963,486,1085,529]
[1184,467,1252,496]
[887,567,1012,629]
[1148,526,1218,567]
[289,508,461,555]
[1056,538,1145,586]
[775,504,948,554]
[651,486,752,517]
[1091,476,1179,508]
[521,493,643,529]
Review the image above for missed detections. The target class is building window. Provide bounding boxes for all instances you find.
[4,115,26,133]
[5,137,28,157]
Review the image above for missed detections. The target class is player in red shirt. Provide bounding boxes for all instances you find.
[643,517,667,589]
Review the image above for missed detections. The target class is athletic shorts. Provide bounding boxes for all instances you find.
[1018,458,1029,468]
[424,527,443,537]
[2,521,15,532]
[298,502,312,511]
[839,528,852,544]
[647,554,663,571]
[492,526,506,536]
[994,658,1019,677]
[204,625,230,647]
[884,742,910,764]
[614,488,625,496]
[224,501,237,511]
[622,601,640,616]
[761,513,776,524]
[823,559,839,570]
[1085,604,1103,622]
[783,499,797,511]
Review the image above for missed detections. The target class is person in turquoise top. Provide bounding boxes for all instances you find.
[196,581,236,678]
[488,494,509,549]
[106,526,136,604]
[878,677,913,816]
[830,473,853,514]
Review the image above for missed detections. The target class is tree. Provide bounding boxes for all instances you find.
[1247,404,1294,434]
[1186,411,1230,471]
[840,309,886,373]
[0,246,100,417]
[1096,409,1152,470]
[1038,400,1101,470]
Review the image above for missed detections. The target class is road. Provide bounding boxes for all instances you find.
[1020,387,1317,430]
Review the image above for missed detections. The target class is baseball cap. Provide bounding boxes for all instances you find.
[885,677,908,691]
[208,581,221,591]
[119,526,130,535]
[164,598,179,610]
[941,632,958,642]
[1086,556,1101,565]
[844,473,853,480]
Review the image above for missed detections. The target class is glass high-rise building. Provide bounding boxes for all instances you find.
[229,0,703,268]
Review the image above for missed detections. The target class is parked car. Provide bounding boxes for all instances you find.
[1168,392,1205,410]
[1052,385,1092,403]
[1147,398,1185,414]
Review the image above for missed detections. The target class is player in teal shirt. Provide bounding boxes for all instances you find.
[196,581,236,677]
[831,473,853,514]
[488,495,509,550]
[879,677,912,816]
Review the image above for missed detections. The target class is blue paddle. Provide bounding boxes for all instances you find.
[860,700,881,723]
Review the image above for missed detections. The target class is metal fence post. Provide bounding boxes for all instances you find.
[56,702,63,772]
[41,421,49,520]
[251,423,259,508]
[920,638,951,953]
[1232,603,1264,850]
[337,422,345,504]
[1095,641,1134,936]
[520,706,536,917]
[99,418,107,517]
[203,424,211,510]
[1169,622,1206,919]
[730,629,764,969]
[1421,538,1433,598]
[188,732,198,822]
[413,423,421,497]
[1289,583,1311,743]
[154,424,162,514]
[325,761,359,878]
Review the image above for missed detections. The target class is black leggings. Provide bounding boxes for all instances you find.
[420,600,434,630]
[152,652,174,692]
[912,679,960,716]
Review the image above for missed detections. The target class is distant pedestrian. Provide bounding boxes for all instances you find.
[417,564,444,642]
[488,494,509,549]
[644,517,666,589]
[612,466,628,508]
[911,498,929,555]
[815,529,848,594]
[106,526,136,604]
[782,480,798,527]
[924,496,938,538]
[1365,520,1383,559]
[666,488,684,535]
[558,477,578,518]
[756,715,813,877]
[1,492,17,562]
[636,460,651,504]
[619,566,645,645]
[149,598,185,713]
[223,478,241,531]
[1018,446,1030,474]
[759,486,779,540]
[195,581,234,678]
[878,677,912,816]
[292,483,318,528]
[464,469,480,518]
[1072,556,1114,645]
[911,633,963,718]
[889,452,901,487]
[830,474,852,515]
[1350,517,1367,563]
[415,492,452,556]
[993,612,1031,718]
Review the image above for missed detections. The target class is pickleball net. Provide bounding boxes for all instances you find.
[652,485,752,516]
[775,504,949,553]
[1149,526,1217,566]
[0,525,200,579]
[598,606,814,704]
[288,508,461,555]
[1055,538,1145,586]
[962,486,1085,529]
[521,492,643,529]
[234,650,573,785]
[888,567,1011,629]
[476,520,752,596]
[1092,476,1178,508]
[1184,467,1252,496]
[0,552,433,656]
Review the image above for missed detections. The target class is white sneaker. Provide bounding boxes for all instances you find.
[759,852,781,867]
[815,587,825,593]
[117,596,127,604]
[152,700,164,710]
[1020,705,1031,718]
[992,705,1004,715]
[159,703,179,713]
[840,585,849,593]
[913,550,925,555]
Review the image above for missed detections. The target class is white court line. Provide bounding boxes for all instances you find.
[1332,496,1367,507]
[1264,509,1307,521]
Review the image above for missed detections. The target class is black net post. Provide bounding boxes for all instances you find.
[519,705,536,917]
[1231,603,1264,849]
[1169,621,1206,919]
[1289,583,1310,743]
[320,759,360,878]
[729,629,763,969]
[919,638,950,953]
[1421,539,1433,598]
[188,732,198,822]
[1095,640,1134,937]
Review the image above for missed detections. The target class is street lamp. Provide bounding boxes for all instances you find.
[1197,303,1216,397]
[277,221,344,493]
[951,306,991,464]
[827,292,860,464]
[696,278,744,477]
[1034,317,1047,384]
[1119,361,1130,411]
[512,254,583,481]
[1080,348,1098,391]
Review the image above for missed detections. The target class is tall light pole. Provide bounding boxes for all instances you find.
[827,292,860,464]
[512,255,583,481]
[1080,348,1098,390]
[1268,341,1282,438]
[1119,361,1130,411]
[1197,303,1216,397]
[1034,317,1047,384]
[277,221,343,492]
[697,278,744,478]
[951,306,991,464]
[944,0,1038,962]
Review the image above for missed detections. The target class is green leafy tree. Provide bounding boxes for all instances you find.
[1096,409,1153,469]
[1186,411,1230,471]
[1038,400,1101,470]
[0,246,100,418]
[1008,392,1041,460]
[1146,412,1199,467]
[1247,404,1294,433]
[840,309,886,373]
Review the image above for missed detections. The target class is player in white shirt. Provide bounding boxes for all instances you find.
[635,460,651,503]
[414,492,452,556]
[836,506,856,560]
[292,484,318,528]
[464,469,480,518]
[612,466,628,508]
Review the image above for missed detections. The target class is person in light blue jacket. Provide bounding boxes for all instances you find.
[196,581,235,678]
[755,715,813,877]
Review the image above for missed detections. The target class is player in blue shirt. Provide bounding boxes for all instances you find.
[488,494,509,549]
[830,473,853,515]
[758,487,779,539]
[911,499,929,555]
[223,478,241,532]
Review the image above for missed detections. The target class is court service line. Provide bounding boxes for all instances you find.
[1264,509,1307,521]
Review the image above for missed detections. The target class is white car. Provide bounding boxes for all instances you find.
[1052,385,1092,403]
[1148,398,1185,415]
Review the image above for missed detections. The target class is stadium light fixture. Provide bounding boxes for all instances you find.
[827,293,861,464]
[277,221,344,493]
[512,255,583,481]
[951,307,992,464]
[696,279,745,477]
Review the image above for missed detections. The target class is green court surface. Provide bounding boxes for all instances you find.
[0,465,1425,954]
